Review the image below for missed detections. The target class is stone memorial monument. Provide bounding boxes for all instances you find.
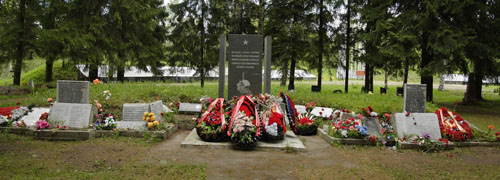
[393,113,442,141]
[178,103,202,113]
[56,80,90,104]
[219,34,272,99]
[403,84,427,113]
[362,117,381,136]
[117,103,150,131]
[48,103,94,128]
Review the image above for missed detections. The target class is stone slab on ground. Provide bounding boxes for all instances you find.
[294,105,306,114]
[34,129,94,140]
[149,101,165,121]
[122,103,150,121]
[48,103,94,129]
[118,123,177,139]
[317,128,375,146]
[0,127,33,135]
[181,129,306,152]
[116,121,147,131]
[393,113,442,141]
[362,117,382,136]
[178,103,201,114]
[20,107,50,127]
[311,107,333,118]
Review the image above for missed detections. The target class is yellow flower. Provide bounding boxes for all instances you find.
[153,121,159,126]
[144,112,149,116]
[149,112,154,117]
[151,116,156,121]
[146,117,150,122]
[148,122,153,129]
[143,117,146,121]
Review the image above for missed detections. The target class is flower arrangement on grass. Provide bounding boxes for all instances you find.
[279,91,298,132]
[0,106,19,120]
[328,116,368,139]
[143,112,159,130]
[94,112,117,130]
[168,101,180,112]
[35,112,50,130]
[256,94,286,142]
[405,133,441,152]
[227,96,261,146]
[196,98,230,142]
[435,107,472,141]
[360,106,378,117]
[295,102,319,135]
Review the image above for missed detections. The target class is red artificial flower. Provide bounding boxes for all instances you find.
[369,136,376,142]
[358,114,364,120]
[384,113,391,120]
[439,138,449,146]
[16,102,20,105]
[406,111,410,116]
[368,106,373,112]
[489,125,496,130]
[268,112,283,127]
[402,137,406,141]
[321,108,324,111]
[57,124,60,128]
[160,112,164,116]
[381,128,386,134]
[456,102,460,105]
[495,132,500,140]
[299,116,313,125]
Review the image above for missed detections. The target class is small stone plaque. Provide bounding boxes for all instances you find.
[149,101,165,121]
[294,105,306,114]
[122,104,150,121]
[48,103,94,128]
[362,117,381,136]
[178,103,201,113]
[116,121,147,131]
[21,107,50,127]
[227,34,263,98]
[57,80,90,104]
[311,107,333,118]
[393,113,442,141]
[404,84,427,113]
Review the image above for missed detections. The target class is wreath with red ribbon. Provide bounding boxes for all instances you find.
[196,98,229,142]
[435,107,473,141]
[227,96,262,146]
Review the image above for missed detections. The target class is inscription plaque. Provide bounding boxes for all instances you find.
[404,84,427,113]
[228,34,263,99]
[56,80,90,104]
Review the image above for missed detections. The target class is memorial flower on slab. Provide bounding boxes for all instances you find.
[361,106,378,117]
[404,134,440,152]
[256,94,286,142]
[435,107,472,141]
[94,112,117,130]
[35,112,50,130]
[196,98,230,142]
[379,113,398,147]
[228,96,261,146]
[143,112,159,130]
[328,117,368,139]
[293,101,319,136]
[0,106,19,118]
[168,101,180,112]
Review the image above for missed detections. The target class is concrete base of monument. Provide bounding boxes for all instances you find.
[0,127,33,135]
[34,129,94,140]
[181,129,306,152]
[118,123,177,140]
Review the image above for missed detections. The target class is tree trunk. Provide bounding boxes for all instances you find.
[280,60,288,86]
[384,68,388,90]
[13,0,26,86]
[117,67,125,83]
[288,54,296,90]
[420,32,433,102]
[344,0,351,93]
[200,0,205,88]
[464,73,478,104]
[369,68,374,92]
[258,0,264,35]
[45,56,54,82]
[364,64,370,93]
[474,61,483,100]
[317,0,324,90]
[88,58,99,82]
[403,58,409,85]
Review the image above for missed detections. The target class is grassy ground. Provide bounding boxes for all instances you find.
[1,130,499,179]
[2,81,499,130]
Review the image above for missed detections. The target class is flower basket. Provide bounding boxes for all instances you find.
[228,96,262,146]
[196,98,229,142]
[295,124,317,136]
[435,107,472,141]
[294,102,319,136]
[256,94,286,142]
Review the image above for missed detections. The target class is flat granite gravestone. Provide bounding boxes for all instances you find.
[295,105,306,114]
[393,113,442,141]
[403,84,427,113]
[122,104,150,121]
[362,117,381,136]
[149,101,165,121]
[48,103,94,128]
[56,80,90,104]
[311,107,333,118]
[20,107,51,127]
[227,34,263,99]
[178,103,201,113]
[116,121,147,131]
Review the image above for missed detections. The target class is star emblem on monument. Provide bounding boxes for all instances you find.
[243,39,248,45]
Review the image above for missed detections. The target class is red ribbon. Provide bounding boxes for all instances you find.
[198,98,226,130]
[227,96,260,137]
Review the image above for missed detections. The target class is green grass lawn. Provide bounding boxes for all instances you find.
[1,81,499,131]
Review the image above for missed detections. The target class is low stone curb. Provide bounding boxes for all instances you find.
[317,128,376,146]
[0,127,33,135]
[119,123,177,139]
[34,129,94,140]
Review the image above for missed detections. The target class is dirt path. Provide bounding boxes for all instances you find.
[148,130,500,179]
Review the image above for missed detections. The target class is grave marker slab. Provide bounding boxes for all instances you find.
[48,103,94,128]
[116,121,147,131]
[178,103,201,113]
[362,117,381,136]
[294,105,306,114]
[149,101,165,121]
[122,104,150,121]
[393,113,441,141]
[403,84,427,113]
[21,107,50,127]
[228,34,263,98]
[56,80,90,104]
[311,107,333,118]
